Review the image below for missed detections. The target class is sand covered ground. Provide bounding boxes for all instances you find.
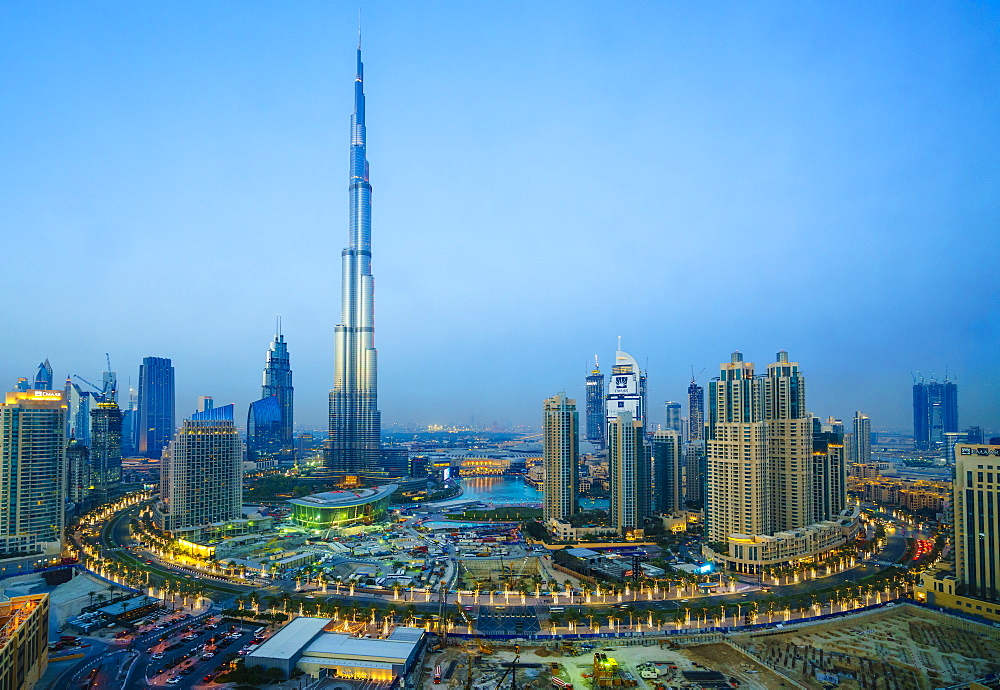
[724,604,1000,689]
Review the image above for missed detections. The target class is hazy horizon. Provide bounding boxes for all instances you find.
[2,2,997,433]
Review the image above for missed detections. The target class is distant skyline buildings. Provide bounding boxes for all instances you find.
[137,356,175,459]
[33,360,52,391]
[913,378,959,451]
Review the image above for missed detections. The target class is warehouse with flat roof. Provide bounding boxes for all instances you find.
[246,617,424,681]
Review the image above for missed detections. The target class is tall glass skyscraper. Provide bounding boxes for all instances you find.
[326,41,381,481]
[90,400,123,503]
[585,358,605,450]
[33,359,53,390]
[137,356,175,458]
[261,326,293,451]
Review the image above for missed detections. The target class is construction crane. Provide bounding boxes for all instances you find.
[73,374,112,403]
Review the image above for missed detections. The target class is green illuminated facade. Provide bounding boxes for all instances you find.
[289,485,396,530]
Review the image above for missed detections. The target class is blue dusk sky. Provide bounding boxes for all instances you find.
[1,2,997,432]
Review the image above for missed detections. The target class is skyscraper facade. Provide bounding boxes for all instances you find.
[651,429,683,515]
[326,42,381,482]
[608,411,650,534]
[585,359,605,450]
[262,328,293,452]
[64,380,95,446]
[684,379,706,506]
[89,400,123,502]
[954,444,1000,603]
[154,404,243,535]
[913,378,958,450]
[66,439,91,506]
[0,390,66,557]
[247,396,282,462]
[852,411,871,464]
[542,392,579,523]
[33,360,52,390]
[137,356,175,458]
[705,351,854,573]
[663,401,682,432]
[606,348,649,534]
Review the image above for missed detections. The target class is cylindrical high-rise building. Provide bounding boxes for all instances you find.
[326,40,381,482]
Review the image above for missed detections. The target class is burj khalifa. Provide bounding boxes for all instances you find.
[326,39,381,481]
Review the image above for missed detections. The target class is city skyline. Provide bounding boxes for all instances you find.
[2,3,997,431]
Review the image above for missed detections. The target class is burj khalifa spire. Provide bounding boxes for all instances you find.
[326,38,381,482]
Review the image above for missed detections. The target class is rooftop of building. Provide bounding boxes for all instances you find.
[248,617,423,663]
[250,617,332,661]
[288,485,397,509]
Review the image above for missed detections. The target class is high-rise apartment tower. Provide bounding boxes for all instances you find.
[154,404,243,535]
[707,351,827,542]
[542,393,579,522]
[954,444,1000,603]
[0,390,66,557]
[852,411,871,464]
[326,40,381,481]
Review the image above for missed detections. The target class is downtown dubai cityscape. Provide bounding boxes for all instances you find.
[1,4,998,690]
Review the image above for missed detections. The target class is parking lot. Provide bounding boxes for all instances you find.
[128,610,266,689]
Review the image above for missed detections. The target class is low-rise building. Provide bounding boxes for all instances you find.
[0,594,49,690]
[246,617,424,682]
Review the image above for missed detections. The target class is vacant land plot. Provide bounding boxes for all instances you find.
[729,604,1000,689]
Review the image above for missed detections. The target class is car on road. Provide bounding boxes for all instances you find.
[151,653,164,659]
[167,676,182,684]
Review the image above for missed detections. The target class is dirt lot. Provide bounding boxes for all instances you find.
[728,604,1000,689]
[686,642,795,688]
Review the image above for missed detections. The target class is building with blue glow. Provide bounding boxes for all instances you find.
[247,395,282,462]
[261,325,293,454]
[137,356,175,458]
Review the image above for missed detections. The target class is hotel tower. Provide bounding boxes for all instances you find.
[326,40,381,481]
